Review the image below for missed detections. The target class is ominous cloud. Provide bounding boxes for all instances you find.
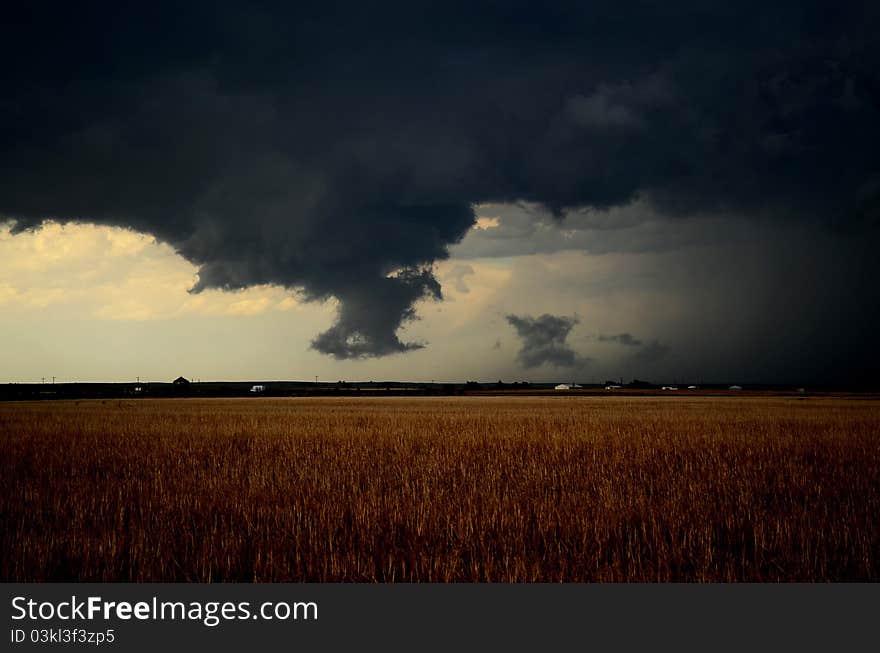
[2,2,879,365]
[506,314,588,369]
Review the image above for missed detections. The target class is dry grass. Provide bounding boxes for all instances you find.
[1,396,878,581]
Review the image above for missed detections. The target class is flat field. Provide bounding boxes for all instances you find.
[1,396,878,581]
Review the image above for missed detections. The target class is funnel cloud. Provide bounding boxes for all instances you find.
[2,2,879,363]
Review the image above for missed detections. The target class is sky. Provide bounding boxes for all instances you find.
[2,2,878,385]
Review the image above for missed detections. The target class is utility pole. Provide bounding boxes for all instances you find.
[41,377,45,384]
[52,376,55,384]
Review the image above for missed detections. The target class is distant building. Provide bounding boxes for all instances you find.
[173,376,190,386]
[555,384,571,390]
[605,385,622,390]
[250,385,266,393]
[729,385,743,390]
[687,385,698,390]
[661,386,679,390]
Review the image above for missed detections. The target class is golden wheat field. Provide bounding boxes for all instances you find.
[1,396,878,582]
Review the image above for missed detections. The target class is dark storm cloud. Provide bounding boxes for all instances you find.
[506,314,588,369]
[2,2,879,360]
[599,333,643,347]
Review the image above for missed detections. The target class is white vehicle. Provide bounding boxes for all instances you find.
[250,385,266,393]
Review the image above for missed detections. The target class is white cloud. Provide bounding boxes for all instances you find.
[0,222,304,321]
